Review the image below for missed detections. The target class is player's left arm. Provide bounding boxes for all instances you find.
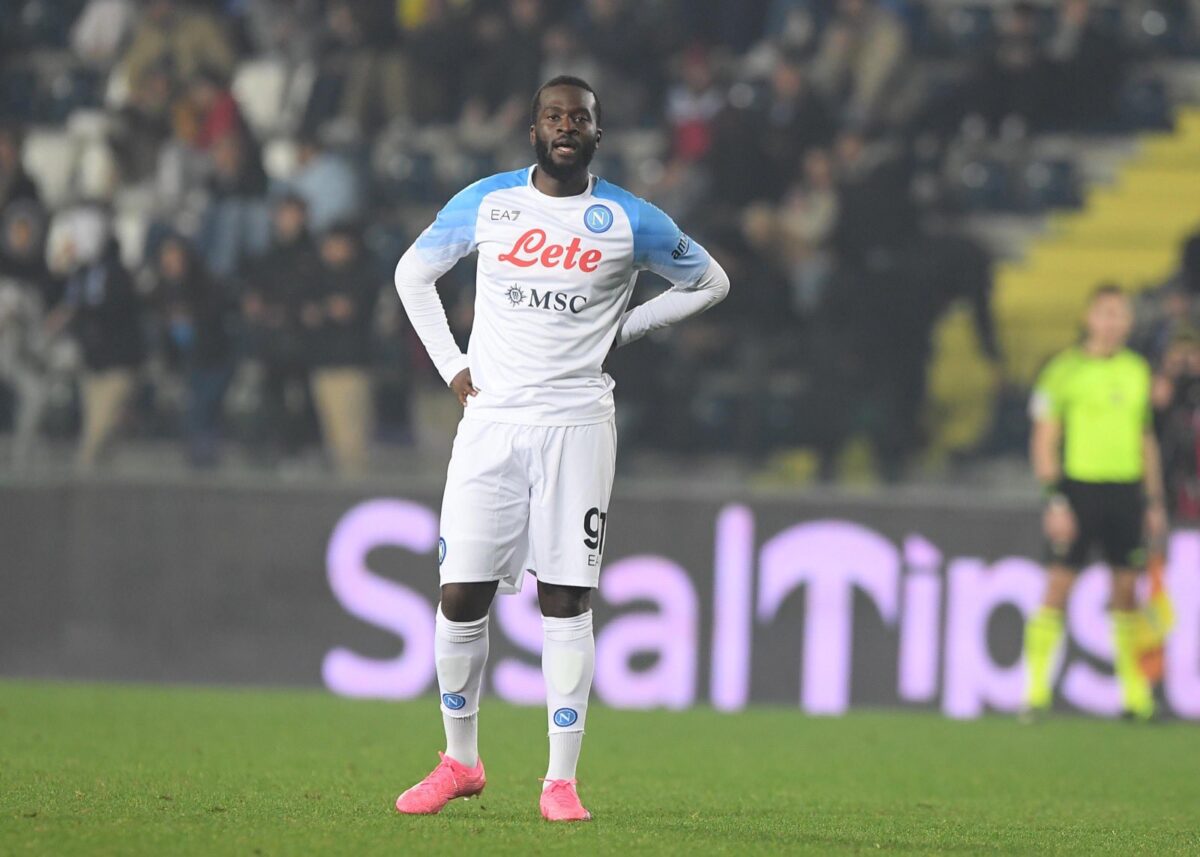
[614,201,729,348]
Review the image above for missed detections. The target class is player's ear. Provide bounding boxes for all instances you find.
[595,127,602,148]
[529,125,537,147]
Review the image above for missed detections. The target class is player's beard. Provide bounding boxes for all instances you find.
[534,135,597,184]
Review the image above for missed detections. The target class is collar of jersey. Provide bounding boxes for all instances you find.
[525,165,596,203]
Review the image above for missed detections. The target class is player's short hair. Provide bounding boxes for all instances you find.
[1089,283,1127,303]
[530,76,601,126]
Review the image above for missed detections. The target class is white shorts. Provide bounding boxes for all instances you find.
[438,417,617,594]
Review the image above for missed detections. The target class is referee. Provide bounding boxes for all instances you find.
[1022,284,1168,721]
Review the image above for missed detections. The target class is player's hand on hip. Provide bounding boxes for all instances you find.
[450,368,479,406]
[1043,499,1077,547]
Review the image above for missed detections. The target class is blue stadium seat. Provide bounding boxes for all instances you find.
[953,157,1010,211]
[942,5,994,54]
[1093,4,1122,34]
[363,222,411,277]
[592,154,626,188]
[0,68,37,121]
[17,0,86,49]
[374,151,438,205]
[902,2,938,56]
[1016,158,1081,212]
[691,383,742,451]
[1117,76,1174,131]
[1132,4,1190,55]
[33,68,104,124]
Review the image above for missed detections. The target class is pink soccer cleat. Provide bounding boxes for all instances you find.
[395,752,486,815]
[539,778,592,822]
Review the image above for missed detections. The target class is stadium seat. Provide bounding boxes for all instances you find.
[21,129,78,209]
[35,67,104,124]
[0,68,37,121]
[232,59,289,139]
[691,375,745,451]
[44,205,110,274]
[15,0,85,49]
[929,106,1200,452]
[953,158,1011,211]
[1131,3,1190,55]
[101,62,131,109]
[433,149,497,193]
[112,208,148,270]
[262,138,299,181]
[1016,158,1081,212]
[278,61,317,138]
[65,107,115,140]
[363,220,408,262]
[593,154,627,187]
[1117,77,1173,131]
[374,150,437,204]
[941,4,993,54]
[900,1,937,56]
[76,138,118,201]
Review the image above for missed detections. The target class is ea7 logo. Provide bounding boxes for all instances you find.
[671,235,691,260]
[490,209,520,221]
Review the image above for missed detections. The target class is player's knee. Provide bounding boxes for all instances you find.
[537,581,591,618]
[439,582,497,622]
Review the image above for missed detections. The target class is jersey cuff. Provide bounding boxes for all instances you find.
[439,354,471,387]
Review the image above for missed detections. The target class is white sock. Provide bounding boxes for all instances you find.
[435,606,489,767]
[542,611,594,784]
[546,732,585,783]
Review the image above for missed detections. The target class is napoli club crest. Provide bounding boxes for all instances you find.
[583,204,613,234]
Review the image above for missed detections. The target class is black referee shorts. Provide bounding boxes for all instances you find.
[1046,480,1147,571]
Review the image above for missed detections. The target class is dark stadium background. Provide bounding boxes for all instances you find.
[2,0,1200,721]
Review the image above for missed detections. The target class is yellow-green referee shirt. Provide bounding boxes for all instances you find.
[1029,347,1152,483]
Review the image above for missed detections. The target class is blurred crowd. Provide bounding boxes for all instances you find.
[1,0,1199,479]
[1137,233,1200,521]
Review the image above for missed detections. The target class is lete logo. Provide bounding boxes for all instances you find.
[499,229,602,272]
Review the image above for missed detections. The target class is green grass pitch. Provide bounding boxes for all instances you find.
[2,681,1197,855]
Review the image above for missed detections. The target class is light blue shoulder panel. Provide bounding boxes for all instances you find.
[592,178,710,287]
[413,167,529,266]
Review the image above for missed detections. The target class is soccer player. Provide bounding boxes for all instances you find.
[1022,284,1168,721]
[391,76,729,820]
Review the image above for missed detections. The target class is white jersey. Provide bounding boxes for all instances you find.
[394,166,722,426]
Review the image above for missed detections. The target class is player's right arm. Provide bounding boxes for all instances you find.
[1029,355,1076,548]
[614,199,729,348]
[394,186,481,403]
[1030,418,1063,487]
